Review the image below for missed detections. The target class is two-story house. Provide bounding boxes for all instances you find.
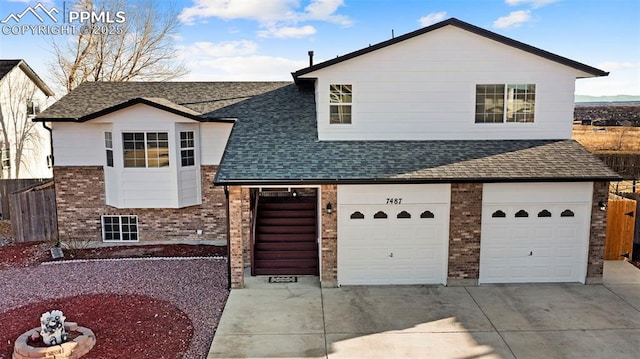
[0,60,55,179]
[36,18,619,289]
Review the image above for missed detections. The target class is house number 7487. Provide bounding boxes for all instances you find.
[386,198,402,204]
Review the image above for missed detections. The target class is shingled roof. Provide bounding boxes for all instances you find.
[35,81,290,122]
[0,60,21,80]
[213,84,620,184]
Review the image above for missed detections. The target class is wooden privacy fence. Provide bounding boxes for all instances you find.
[0,178,51,220]
[605,195,637,260]
[9,181,58,243]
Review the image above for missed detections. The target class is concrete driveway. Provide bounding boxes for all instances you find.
[208,261,640,358]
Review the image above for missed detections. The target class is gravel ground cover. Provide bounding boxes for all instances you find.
[0,258,229,358]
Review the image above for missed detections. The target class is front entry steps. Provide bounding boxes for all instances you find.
[253,197,319,276]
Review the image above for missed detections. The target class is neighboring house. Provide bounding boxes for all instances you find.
[37,18,620,289]
[0,60,55,179]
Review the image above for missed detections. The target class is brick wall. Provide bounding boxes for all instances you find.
[448,183,482,284]
[587,181,609,281]
[320,184,337,286]
[228,186,245,288]
[54,165,227,243]
[241,187,251,268]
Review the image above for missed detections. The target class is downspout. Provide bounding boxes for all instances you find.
[42,122,54,168]
[42,121,59,243]
[224,185,231,290]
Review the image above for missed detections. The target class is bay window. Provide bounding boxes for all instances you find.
[123,132,169,168]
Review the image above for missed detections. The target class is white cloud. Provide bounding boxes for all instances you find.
[505,0,558,9]
[177,40,308,80]
[258,25,317,38]
[179,0,351,27]
[303,0,352,26]
[179,0,297,25]
[493,10,531,28]
[7,0,54,4]
[183,56,307,81]
[596,61,640,72]
[179,0,350,39]
[576,62,640,96]
[418,11,447,27]
[179,40,259,58]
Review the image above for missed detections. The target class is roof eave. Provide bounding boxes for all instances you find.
[214,175,621,186]
[17,61,55,97]
[34,98,238,123]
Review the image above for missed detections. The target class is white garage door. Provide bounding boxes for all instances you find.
[337,184,450,285]
[480,182,593,284]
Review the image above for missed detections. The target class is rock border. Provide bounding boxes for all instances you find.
[13,322,96,359]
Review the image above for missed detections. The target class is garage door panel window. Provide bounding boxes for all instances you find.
[373,211,388,219]
[514,209,529,218]
[560,209,575,217]
[537,209,552,217]
[350,211,365,219]
[420,210,435,219]
[491,210,506,218]
[397,211,411,219]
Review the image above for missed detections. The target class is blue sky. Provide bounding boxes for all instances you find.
[1,0,639,97]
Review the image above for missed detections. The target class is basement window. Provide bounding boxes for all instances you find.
[102,215,138,242]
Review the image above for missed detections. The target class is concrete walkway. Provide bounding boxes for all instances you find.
[208,261,640,358]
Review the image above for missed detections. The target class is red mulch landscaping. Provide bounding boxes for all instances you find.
[0,293,193,358]
[0,241,228,358]
[0,241,227,269]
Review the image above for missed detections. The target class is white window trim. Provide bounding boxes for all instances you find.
[105,132,113,167]
[179,131,196,167]
[475,83,536,124]
[122,131,170,168]
[329,84,353,125]
[101,215,139,242]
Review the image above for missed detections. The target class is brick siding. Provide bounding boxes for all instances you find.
[448,183,483,283]
[321,184,338,286]
[587,181,609,281]
[54,165,227,243]
[228,186,245,288]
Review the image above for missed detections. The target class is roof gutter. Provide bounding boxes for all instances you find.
[214,175,622,186]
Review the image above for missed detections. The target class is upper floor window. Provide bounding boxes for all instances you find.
[105,132,113,167]
[475,84,535,123]
[180,131,195,167]
[329,84,352,124]
[26,99,39,117]
[123,132,169,168]
[1,148,10,169]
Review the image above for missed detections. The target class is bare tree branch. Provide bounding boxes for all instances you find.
[0,74,41,179]
[50,0,187,92]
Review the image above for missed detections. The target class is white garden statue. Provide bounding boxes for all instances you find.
[40,310,67,345]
